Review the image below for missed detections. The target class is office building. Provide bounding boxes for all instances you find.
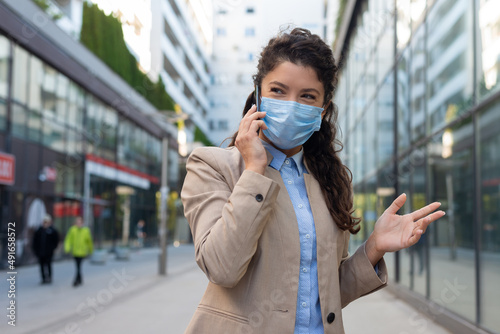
[52,0,213,148]
[335,0,500,333]
[0,0,179,266]
[150,0,213,146]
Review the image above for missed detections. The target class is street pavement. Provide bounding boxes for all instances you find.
[1,244,452,334]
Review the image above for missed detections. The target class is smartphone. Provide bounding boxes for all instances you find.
[255,85,260,111]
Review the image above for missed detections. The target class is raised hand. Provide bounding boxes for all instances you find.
[365,193,446,266]
[234,105,268,175]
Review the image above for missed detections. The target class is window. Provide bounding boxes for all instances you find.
[0,99,6,131]
[0,35,9,99]
[218,120,228,131]
[12,104,27,139]
[12,45,29,104]
[27,109,42,142]
[217,27,226,36]
[28,56,43,110]
[245,27,255,37]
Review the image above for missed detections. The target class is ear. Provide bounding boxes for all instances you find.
[322,101,332,118]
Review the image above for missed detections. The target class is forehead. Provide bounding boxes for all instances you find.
[262,61,323,90]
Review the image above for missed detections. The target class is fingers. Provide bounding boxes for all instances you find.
[411,202,442,222]
[239,105,266,133]
[414,210,446,233]
[408,231,423,247]
[249,120,267,132]
[386,193,407,214]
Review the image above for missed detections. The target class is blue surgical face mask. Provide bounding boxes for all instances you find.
[261,97,323,150]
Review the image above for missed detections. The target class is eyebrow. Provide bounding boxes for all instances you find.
[269,81,321,95]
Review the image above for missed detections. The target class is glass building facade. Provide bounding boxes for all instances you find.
[336,0,500,333]
[0,2,178,267]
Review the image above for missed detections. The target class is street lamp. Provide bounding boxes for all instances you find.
[158,136,169,275]
[145,108,189,276]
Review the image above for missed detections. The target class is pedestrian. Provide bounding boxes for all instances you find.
[136,219,146,248]
[32,214,59,284]
[181,28,446,333]
[64,216,93,287]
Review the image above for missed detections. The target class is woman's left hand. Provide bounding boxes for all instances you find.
[365,193,446,266]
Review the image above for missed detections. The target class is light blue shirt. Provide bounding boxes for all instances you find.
[261,141,324,333]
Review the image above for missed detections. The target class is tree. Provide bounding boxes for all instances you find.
[80,2,175,112]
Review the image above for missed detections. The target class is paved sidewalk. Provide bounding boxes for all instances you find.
[1,245,452,334]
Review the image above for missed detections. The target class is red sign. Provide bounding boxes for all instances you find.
[41,166,57,182]
[0,152,15,186]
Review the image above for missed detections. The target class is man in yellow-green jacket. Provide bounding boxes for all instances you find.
[64,216,93,287]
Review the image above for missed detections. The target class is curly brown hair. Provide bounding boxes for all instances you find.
[229,28,360,234]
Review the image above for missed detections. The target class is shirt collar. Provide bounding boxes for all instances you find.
[260,140,306,176]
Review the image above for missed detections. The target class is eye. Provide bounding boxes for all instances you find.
[270,87,284,94]
[301,93,317,101]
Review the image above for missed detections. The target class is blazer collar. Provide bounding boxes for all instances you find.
[261,140,306,176]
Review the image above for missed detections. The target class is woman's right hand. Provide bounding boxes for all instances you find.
[235,105,268,175]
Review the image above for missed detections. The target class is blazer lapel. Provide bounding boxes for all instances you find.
[303,165,337,310]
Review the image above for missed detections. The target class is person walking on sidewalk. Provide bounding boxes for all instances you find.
[135,219,146,248]
[181,28,446,334]
[32,214,60,284]
[64,216,93,287]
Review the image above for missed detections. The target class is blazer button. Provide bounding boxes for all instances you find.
[255,194,263,202]
[327,312,335,324]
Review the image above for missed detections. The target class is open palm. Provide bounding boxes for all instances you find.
[372,194,445,253]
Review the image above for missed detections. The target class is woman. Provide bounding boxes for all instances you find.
[181,28,444,334]
[64,216,93,287]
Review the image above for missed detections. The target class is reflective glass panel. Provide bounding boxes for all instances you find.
[477,0,500,99]
[397,155,412,289]
[397,0,412,51]
[12,104,27,139]
[411,25,426,143]
[12,45,29,104]
[397,49,411,152]
[43,113,65,152]
[365,101,377,176]
[28,56,43,110]
[0,99,6,131]
[411,148,428,295]
[55,73,68,122]
[428,117,475,321]
[41,64,57,117]
[479,100,500,332]
[27,109,42,142]
[426,0,474,132]
[377,73,394,168]
[0,35,9,98]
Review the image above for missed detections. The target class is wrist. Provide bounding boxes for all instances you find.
[245,163,266,175]
[366,234,385,266]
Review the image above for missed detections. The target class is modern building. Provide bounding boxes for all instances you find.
[208,0,327,146]
[0,0,180,267]
[334,0,500,333]
[50,0,213,150]
[149,0,213,147]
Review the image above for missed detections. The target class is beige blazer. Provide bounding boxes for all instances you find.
[181,146,388,334]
